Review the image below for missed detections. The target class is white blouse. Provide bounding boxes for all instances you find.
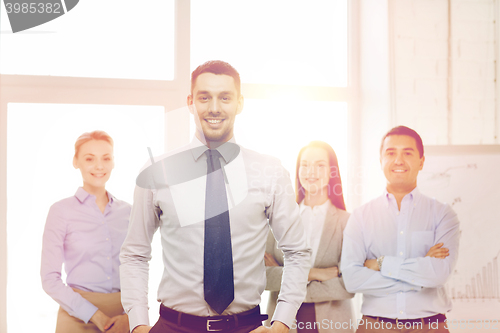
[299,199,331,266]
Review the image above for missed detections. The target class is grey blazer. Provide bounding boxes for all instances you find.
[265,203,355,333]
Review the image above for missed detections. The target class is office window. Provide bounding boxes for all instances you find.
[0,0,175,80]
[191,0,348,87]
[189,99,349,207]
[235,100,348,180]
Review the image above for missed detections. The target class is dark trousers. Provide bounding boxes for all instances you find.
[150,316,261,333]
[150,305,264,333]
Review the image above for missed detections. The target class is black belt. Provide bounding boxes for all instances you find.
[366,314,446,325]
[160,304,268,332]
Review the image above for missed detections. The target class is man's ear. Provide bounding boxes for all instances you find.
[419,155,425,170]
[73,156,78,169]
[236,95,244,115]
[187,95,195,115]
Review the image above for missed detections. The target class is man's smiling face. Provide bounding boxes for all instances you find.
[188,72,243,147]
[380,134,425,193]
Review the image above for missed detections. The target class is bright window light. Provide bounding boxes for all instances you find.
[236,100,348,185]
[0,0,175,80]
[7,103,165,332]
[191,0,348,87]
[190,99,348,196]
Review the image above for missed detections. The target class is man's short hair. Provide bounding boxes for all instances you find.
[191,60,241,96]
[380,126,424,158]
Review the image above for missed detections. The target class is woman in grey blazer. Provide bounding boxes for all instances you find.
[265,141,355,333]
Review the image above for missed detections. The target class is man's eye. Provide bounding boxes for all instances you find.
[199,96,209,101]
[86,158,93,161]
[221,96,231,101]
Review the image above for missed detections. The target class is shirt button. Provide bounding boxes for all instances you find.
[400,292,403,294]
[107,276,110,280]
[412,279,415,283]
[400,231,404,235]
[396,212,400,216]
[107,257,110,260]
[411,288,414,290]
[400,310,403,314]
[388,272,392,276]
[106,238,109,241]
[400,251,403,256]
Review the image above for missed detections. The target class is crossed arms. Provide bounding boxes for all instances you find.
[340,203,460,295]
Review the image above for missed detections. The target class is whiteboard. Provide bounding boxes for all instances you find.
[418,145,500,322]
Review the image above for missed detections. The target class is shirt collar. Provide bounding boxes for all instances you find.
[299,199,331,214]
[75,187,115,205]
[384,187,420,206]
[75,187,90,203]
[190,135,239,163]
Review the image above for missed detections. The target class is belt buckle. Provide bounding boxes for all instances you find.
[207,318,223,332]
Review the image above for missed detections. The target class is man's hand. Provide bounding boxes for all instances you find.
[104,314,129,333]
[426,243,449,259]
[364,259,379,271]
[308,267,339,281]
[250,321,289,333]
[90,310,111,332]
[264,252,280,267]
[132,325,152,333]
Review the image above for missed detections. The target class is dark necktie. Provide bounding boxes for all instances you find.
[204,149,234,314]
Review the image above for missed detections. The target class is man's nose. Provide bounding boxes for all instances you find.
[394,153,404,164]
[208,98,221,113]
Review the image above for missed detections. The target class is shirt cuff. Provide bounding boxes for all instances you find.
[271,301,298,329]
[380,255,403,280]
[127,306,150,332]
[77,302,99,324]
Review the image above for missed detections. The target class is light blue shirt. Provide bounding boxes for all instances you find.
[41,187,131,323]
[341,187,460,319]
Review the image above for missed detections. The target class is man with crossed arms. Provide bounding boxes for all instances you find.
[341,126,460,333]
[120,60,311,333]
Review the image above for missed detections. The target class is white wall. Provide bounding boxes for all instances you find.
[391,0,497,145]
[358,0,392,203]
[356,0,499,206]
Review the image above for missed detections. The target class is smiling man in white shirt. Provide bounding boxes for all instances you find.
[341,126,460,333]
[120,60,311,333]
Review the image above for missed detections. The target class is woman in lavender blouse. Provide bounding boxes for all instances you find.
[41,130,131,333]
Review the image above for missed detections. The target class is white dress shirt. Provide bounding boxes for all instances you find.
[341,188,460,319]
[120,137,311,331]
[299,200,330,266]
